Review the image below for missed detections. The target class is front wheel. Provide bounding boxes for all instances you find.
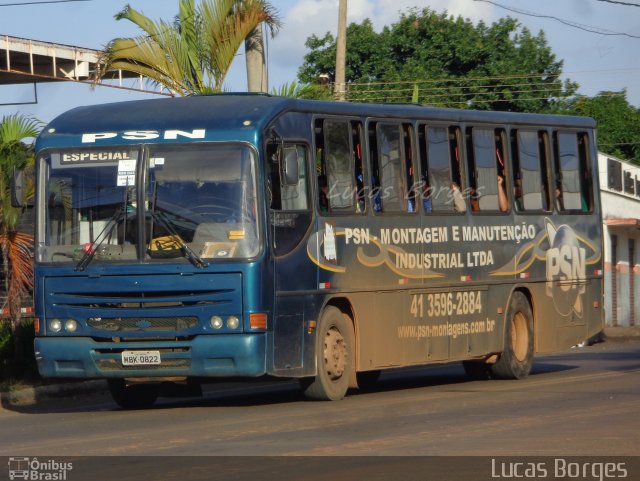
[490,292,534,379]
[302,306,353,401]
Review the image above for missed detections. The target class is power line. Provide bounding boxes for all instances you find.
[346,68,640,89]
[344,94,627,107]
[473,0,640,39]
[344,95,573,106]
[346,81,629,97]
[0,0,92,6]
[344,68,640,91]
[348,73,563,88]
[594,0,640,6]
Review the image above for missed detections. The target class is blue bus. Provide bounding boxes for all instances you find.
[27,94,603,407]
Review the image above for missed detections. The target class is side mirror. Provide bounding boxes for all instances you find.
[280,146,300,186]
[11,167,26,208]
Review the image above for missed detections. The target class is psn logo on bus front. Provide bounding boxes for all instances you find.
[544,219,587,317]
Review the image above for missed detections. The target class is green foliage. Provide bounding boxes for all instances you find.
[298,7,576,112]
[0,320,10,356]
[0,319,38,382]
[0,114,40,228]
[0,114,39,325]
[270,81,333,100]
[555,91,640,166]
[96,0,281,95]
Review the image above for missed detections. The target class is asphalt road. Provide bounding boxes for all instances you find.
[1,339,639,459]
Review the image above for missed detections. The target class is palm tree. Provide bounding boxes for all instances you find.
[95,0,281,95]
[0,114,40,325]
[271,81,333,100]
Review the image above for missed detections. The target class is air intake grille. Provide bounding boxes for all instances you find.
[87,317,198,332]
[96,358,191,371]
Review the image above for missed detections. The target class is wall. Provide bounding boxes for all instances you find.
[598,153,640,326]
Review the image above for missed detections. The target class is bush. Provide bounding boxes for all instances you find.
[0,318,38,383]
[0,320,11,361]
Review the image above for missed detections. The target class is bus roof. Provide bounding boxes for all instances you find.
[36,93,596,150]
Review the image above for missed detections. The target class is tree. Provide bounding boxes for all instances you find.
[95,0,281,95]
[559,91,640,166]
[270,81,333,100]
[0,114,40,326]
[299,8,577,112]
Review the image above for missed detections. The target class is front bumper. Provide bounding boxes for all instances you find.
[35,334,266,379]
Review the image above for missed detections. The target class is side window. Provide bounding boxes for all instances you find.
[403,124,417,212]
[578,133,594,210]
[280,144,309,210]
[466,127,508,212]
[267,142,311,256]
[423,125,465,213]
[315,119,363,214]
[352,121,366,212]
[511,130,551,212]
[553,131,592,212]
[369,122,415,213]
[607,157,622,191]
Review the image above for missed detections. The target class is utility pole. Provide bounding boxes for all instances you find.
[334,0,347,101]
[245,24,268,93]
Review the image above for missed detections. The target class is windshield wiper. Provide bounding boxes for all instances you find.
[149,210,208,268]
[74,207,124,271]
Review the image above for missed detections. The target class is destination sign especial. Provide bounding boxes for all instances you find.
[61,151,135,163]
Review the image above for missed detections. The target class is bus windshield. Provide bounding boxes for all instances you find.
[38,143,259,264]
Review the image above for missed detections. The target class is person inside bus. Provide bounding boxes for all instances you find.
[513,175,524,211]
[497,173,508,212]
[450,147,466,213]
[318,174,329,213]
[465,174,507,212]
[469,186,480,212]
[356,171,365,212]
[451,181,466,212]
[495,147,508,212]
[555,180,565,211]
[421,175,433,213]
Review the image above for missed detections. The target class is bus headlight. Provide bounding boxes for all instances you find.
[65,319,78,332]
[210,316,224,330]
[50,319,62,333]
[227,316,240,330]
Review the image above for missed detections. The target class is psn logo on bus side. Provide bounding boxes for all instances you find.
[544,219,587,317]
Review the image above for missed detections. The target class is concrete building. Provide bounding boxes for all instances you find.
[598,152,640,326]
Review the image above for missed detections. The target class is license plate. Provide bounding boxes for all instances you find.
[121,350,161,366]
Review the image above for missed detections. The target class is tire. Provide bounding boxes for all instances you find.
[490,291,534,380]
[302,306,353,401]
[108,379,159,409]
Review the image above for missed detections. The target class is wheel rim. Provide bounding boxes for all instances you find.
[511,312,529,362]
[324,326,347,381]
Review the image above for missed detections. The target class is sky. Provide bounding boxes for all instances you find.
[0,0,639,124]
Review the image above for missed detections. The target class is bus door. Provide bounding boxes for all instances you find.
[267,140,314,374]
[545,131,597,348]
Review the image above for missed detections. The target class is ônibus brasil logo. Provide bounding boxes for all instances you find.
[8,457,73,480]
[545,219,587,317]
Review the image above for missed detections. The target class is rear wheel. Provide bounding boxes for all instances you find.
[302,306,353,401]
[490,292,534,379]
[108,379,159,409]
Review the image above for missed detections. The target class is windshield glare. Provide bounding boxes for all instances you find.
[38,144,259,264]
